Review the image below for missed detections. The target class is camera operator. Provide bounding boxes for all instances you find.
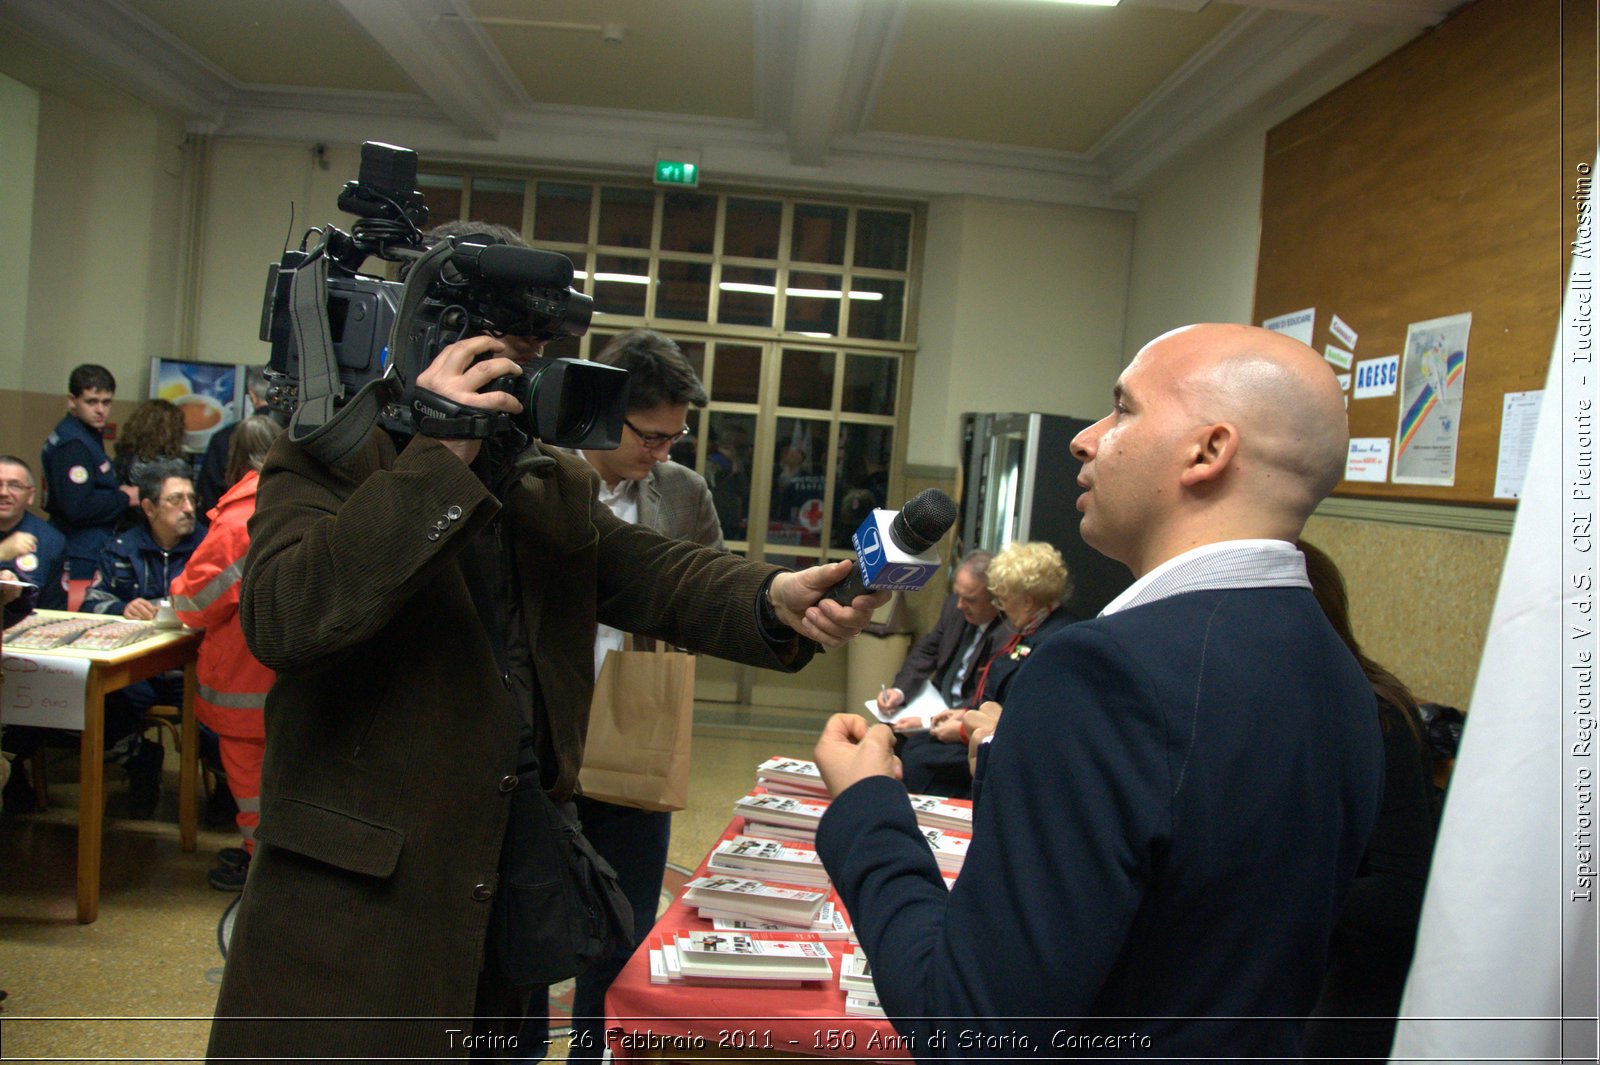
[207,320,887,1059]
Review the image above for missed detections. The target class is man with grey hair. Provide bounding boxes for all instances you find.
[84,457,208,817]
[813,323,1382,1058]
[876,550,1004,716]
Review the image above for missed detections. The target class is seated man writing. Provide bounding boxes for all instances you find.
[874,550,1004,731]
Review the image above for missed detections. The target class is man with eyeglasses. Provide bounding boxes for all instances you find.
[525,328,722,1064]
[0,456,67,611]
[83,457,208,817]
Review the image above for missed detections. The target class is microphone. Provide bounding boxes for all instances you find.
[452,241,576,288]
[826,488,959,604]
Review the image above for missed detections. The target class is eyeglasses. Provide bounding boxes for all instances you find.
[159,492,199,508]
[624,418,691,450]
[0,480,32,494]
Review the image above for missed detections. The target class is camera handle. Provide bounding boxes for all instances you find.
[407,385,512,440]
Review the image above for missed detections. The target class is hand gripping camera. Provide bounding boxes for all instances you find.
[260,141,628,463]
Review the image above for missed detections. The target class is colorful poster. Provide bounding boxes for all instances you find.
[1393,313,1471,486]
[148,358,245,454]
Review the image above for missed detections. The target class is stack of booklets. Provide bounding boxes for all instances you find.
[682,874,830,928]
[709,896,853,940]
[707,834,830,887]
[652,929,834,987]
[839,951,885,1017]
[907,793,974,833]
[734,791,830,841]
[754,756,831,798]
[922,826,971,875]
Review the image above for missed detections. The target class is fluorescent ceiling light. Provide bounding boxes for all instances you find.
[1038,0,1119,6]
[592,272,651,285]
[718,282,885,301]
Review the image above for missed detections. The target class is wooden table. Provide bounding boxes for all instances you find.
[1,610,202,923]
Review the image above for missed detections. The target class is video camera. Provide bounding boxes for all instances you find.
[260,141,627,453]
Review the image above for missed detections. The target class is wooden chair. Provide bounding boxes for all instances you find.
[27,704,207,813]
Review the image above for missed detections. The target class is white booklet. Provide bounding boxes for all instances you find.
[863,683,949,733]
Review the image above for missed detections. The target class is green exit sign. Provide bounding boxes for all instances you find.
[654,159,699,187]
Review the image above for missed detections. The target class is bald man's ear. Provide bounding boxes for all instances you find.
[1179,422,1239,487]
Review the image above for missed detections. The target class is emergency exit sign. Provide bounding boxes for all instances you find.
[654,158,699,187]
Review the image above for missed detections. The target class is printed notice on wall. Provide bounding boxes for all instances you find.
[1262,307,1315,346]
[1353,354,1400,400]
[1493,390,1543,500]
[1393,312,1472,486]
[1329,314,1359,350]
[0,652,88,730]
[1345,438,1392,483]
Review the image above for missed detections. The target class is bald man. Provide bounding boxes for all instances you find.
[812,324,1383,1059]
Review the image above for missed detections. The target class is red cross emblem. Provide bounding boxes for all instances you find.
[798,498,824,531]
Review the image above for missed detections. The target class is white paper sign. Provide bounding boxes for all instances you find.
[1336,373,1352,392]
[1263,307,1315,346]
[0,651,89,729]
[1494,390,1543,500]
[1324,345,1354,371]
[1345,438,1392,483]
[1330,315,1359,350]
[1353,355,1400,400]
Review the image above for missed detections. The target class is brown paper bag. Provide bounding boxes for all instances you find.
[578,641,695,812]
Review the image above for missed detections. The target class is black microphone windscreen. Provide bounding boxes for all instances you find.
[889,488,958,555]
[475,244,575,289]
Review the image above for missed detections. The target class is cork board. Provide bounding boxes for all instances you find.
[1254,0,1594,505]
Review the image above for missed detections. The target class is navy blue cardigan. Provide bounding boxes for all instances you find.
[817,586,1383,1061]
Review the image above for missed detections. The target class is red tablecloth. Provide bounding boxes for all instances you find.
[604,817,911,1061]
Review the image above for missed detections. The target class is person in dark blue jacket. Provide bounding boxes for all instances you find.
[0,456,67,610]
[85,457,207,818]
[42,364,138,578]
[813,323,1383,1061]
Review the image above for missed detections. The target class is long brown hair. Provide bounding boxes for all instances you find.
[1300,539,1423,738]
[224,415,284,489]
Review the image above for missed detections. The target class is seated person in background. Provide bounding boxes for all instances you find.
[1298,539,1438,1064]
[198,368,282,513]
[875,550,1004,722]
[111,399,187,515]
[899,540,1078,797]
[0,456,67,610]
[42,363,140,578]
[84,457,208,818]
[171,416,284,891]
[812,323,1383,1058]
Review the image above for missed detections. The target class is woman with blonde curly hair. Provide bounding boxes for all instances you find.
[902,540,1079,797]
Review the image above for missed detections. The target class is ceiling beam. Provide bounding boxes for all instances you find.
[756,0,908,167]
[327,0,524,141]
[1218,0,1462,30]
[0,0,232,124]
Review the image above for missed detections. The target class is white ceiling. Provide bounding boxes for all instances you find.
[0,0,1461,206]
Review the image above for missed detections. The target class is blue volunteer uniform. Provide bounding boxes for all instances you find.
[42,414,127,578]
[82,521,208,617]
[4,511,68,610]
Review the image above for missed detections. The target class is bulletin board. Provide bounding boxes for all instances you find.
[1252,0,1596,506]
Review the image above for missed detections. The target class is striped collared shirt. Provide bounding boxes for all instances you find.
[1099,539,1309,617]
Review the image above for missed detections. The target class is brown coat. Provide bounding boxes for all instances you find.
[208,431,808,1060]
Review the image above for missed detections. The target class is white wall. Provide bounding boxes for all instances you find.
[909,196,1134,468]
[0,72,38,392]
[20,88,186,397]
[192,139,367,365]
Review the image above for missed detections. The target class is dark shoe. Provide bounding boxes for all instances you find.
[216,846,250,870]
[2,760,37,815]
[208,852,249,892]
[127,741,164,820]
[204,782,238,827]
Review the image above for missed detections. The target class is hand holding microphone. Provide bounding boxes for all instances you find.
[825,488,959,604]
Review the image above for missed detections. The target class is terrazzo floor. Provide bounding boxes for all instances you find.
[0,726,821,1063]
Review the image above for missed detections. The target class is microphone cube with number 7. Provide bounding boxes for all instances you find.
[850,510,941,591]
